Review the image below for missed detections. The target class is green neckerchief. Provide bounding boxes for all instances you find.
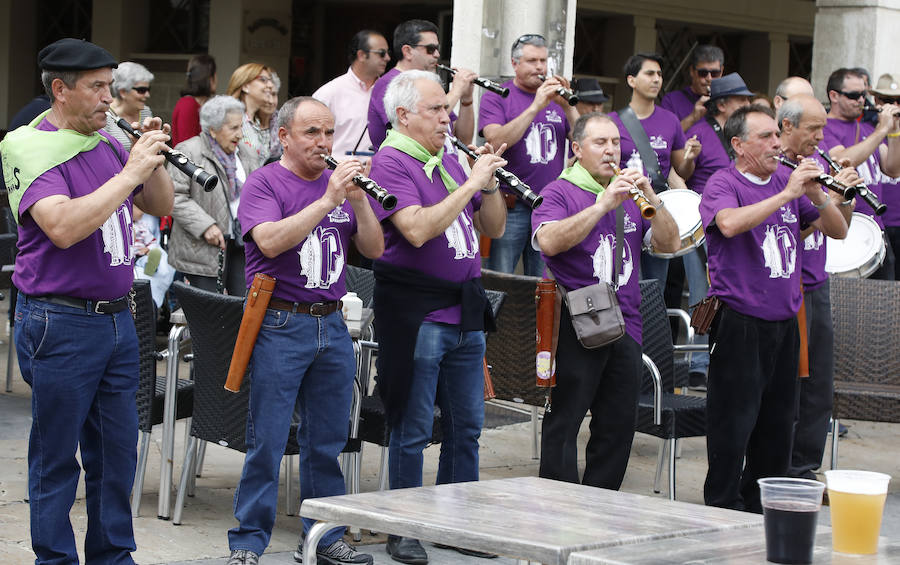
[558,161,609,202]
[381,129,459,193]
[0,109,113,223]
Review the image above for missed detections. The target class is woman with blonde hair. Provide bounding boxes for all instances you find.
[227,63,280,162]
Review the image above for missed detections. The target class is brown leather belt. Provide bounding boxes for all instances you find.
[267,298,342,317]
[35,294,129,314]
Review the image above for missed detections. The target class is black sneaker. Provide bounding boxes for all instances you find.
[227,549,259,565]
[688,371,707,391]
[293,539,374,565]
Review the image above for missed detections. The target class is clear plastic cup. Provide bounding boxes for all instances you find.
[824,470,891,554]
[758,477,826,564]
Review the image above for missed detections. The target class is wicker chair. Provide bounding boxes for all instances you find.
[830,277,900,469]
[170,282,301,524]
[636,279,707,500]
[130,279,194,517]
[346,265,376,308]
[481,268,546,458]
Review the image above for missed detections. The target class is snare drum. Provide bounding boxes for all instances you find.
[647,189,704,258]
[825,212,886,278]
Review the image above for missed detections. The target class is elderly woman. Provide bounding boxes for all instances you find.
[226,63,280,162]
[172,54,217,146]
[168,95,260,295]
[104,61,154,151]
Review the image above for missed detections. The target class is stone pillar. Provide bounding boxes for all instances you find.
[91,0,150,61]
[811,0,900,95]
[633,15,657,54]
[768,33,790,97]
[208,0,291,100]
[0,0,38,126]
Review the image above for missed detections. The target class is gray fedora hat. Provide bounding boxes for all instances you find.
[709,72,753,102]
[572,77,609,103]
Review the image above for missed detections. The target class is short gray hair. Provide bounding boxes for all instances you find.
[572,112,613,144]
[776,98,804,130]
[276,96,328,131]
[511,34,547,63]
[383,70,442,128]
[200,95,245,132]
[42,70,83,103]
[111,62,154,98]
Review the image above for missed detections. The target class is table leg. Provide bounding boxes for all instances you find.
[303,521,342,565]
[158,323,186,519]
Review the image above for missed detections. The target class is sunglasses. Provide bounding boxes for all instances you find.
[513,33,545,49]
[366,49,389,58]
[695,68,722,78]
[838,90,866,100]
[132,86,151,94]
[413,44,440,55]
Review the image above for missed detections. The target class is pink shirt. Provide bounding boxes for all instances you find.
[313,67,375,157]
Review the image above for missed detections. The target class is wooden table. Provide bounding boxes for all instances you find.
[300,476,762,565]
[567,525,900,564]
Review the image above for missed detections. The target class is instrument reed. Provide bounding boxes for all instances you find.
[320,154,397,210]
[437,64,509,98]
[109,113,219,192]
[815,148,886,215]
[537,75,579,106]
[446,135,543,209]
[611,164,656,219]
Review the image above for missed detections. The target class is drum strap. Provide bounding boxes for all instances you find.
[705,115,732,159]
[619,106,669,193]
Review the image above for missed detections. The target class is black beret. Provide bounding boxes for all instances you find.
[38,38,118,71]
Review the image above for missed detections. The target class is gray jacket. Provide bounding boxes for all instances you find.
[167,134,260,277]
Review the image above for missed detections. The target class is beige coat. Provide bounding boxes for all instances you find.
[167,134,260,277]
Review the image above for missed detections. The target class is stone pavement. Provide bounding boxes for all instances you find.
[0,317,898,564]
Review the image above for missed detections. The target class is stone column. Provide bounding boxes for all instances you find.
[811,0,900,95]
[0,0,38,125]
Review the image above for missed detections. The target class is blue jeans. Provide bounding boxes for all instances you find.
[15,294,139,565]
[389,322,486,489]
[228,309,355,555]
[487,201,544,276]
[682,246,710,375]
[640,251,669,283]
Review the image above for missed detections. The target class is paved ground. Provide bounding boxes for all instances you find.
[1,314,898,564]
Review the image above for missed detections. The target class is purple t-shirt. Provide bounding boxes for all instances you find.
[239,163,357,303]
[879,170,900,227]
[700,164,819,321]
[822,118,886,228]
[13,119,139,300]
[478,80,570,193]
[369,146,482,324]
[609,106,685,180]
[660,86,699,121]
[685,118,731,194]
[531,179,651,345]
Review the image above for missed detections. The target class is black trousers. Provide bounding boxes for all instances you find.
[538,312,641,490]
[789,280,834,478]
[704,306,799,513]
[871,232,896,281]
[184,241,246,296]
[886,226,900,280]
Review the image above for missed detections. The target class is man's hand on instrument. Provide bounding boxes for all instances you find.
[325,158,365,205]
[784,158,825,199]
[875,103,900,135]
[123,128,169,184]
[468,150,507,190]
[691,95,709,121]
[599,174,634,210]
[834,167,863,190]
[449,67,477,102]
[203,224,226,250]
[464,141,508,168]
[134,116,171,137]
[533,79,559,111]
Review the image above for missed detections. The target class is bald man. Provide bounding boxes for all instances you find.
[773,76,815,111]
[777,94,859,481]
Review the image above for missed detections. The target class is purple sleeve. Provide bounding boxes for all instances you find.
[797,196,820,227]
[369,152,423,222]
[237,171,282,237]
[699,170,739,229]
[478,90,507,135]
[367,83,389,149]
[20,167,70,214]
[821,124,844,151]
[670,112,687,151]
[531,180,570,230]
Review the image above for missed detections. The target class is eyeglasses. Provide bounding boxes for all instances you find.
[132,86,151,94]
[838,90,866,100]
[255,75,274,85]
[695,68,723,78]
[412,44,440,55]
[366,49,389,58]
[513,33,545,49]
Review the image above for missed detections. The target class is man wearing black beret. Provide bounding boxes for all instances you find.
[0,37,173,564]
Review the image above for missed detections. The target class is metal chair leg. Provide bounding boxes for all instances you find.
[531,405,540,460]
[284,455,297,516]
[377,445,389,491]
[668,438,677,501]
[831,418,840,470]
[131,431,151,517]
[6,324,14,393]
[173,436,197,525]
[653,439,666,494]
[187,438,199,497]
[195,440,207,477]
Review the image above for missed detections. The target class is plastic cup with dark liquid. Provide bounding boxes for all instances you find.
[758,477,826,564]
